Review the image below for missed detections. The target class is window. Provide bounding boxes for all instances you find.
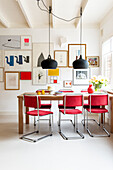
[102,37,113,84]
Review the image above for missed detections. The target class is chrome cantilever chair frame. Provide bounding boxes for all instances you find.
[20,94,53,142]
[86,93,110,137]
[59,93,84,140]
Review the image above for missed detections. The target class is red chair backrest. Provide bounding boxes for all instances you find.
[88,95,108,106]
[24,95,41,108]
[63,95,83,107]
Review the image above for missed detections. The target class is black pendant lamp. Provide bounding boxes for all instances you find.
[41,6,58,69]
[73,7,89,69]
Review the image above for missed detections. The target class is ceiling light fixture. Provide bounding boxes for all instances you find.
[41,6,58,69]
[37,0,88,69]
[73,7,89,69]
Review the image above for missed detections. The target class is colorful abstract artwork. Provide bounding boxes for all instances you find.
[5,51,31,71]
[86,56,99,67]
[63,80,72,88]
[5,72,20,90]
[33,67,47,85]
[21,36,32,50]
[20,72,32,80]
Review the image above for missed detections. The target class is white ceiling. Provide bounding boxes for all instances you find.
[0,0,113,28]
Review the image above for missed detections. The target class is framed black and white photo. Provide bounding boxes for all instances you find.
[73,69,89,85]
[68,44,86,67]
[54,50,68,67]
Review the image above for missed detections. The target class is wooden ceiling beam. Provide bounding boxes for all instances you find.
[17,0,32,28]
[75,0,88,27]
[0,15,10,28]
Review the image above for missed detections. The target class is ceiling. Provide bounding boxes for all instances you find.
[0,0,113,28]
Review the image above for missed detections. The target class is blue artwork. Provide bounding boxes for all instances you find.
[15,55,23,65]
[5,51,31,71]
[23,56,29,63]
[5,56,14,66]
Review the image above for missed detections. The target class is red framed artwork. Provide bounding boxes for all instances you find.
[20,72,32,80]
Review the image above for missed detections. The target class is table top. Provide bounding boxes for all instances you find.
[17,91,113,100]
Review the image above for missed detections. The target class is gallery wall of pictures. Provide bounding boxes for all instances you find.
[0,35,99,90]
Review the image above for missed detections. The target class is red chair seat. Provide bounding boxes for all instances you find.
[60,109,82,115]
[26,110,53,116]
[40,104,51,109]
[58,104,75,109]
[86,108,108,113]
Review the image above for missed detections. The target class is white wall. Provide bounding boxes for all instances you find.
[0,27,100,113]
[100,7,113,74]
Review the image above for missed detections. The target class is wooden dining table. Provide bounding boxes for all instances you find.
[17,92,113,134]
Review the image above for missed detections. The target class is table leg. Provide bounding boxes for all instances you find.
[111,97,113,133]
[18,97,23,134]
[26,107,29,124]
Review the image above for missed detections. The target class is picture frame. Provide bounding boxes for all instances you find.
[68,44,86,67]
[54,50,68,67]
[0,35,21,50]
[86,56,99,67]
[48,76,60,84]
[73,69,89,86]
[21,35,32,50]
[5,71,20,90]
[4,50,32,71]
[32,67,47,85]
[63,80,72,88]
[33,43,54,67]
[0,67,4,82]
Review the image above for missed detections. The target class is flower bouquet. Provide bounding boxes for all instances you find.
[89,75,108,91]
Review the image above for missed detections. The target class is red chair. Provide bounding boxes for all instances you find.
[86,94,110,137]
[59,94,84,140]
[58,90,75,126]
[20,94,53,142]
[35,90,52,126]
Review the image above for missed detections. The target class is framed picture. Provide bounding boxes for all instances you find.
[48,76,60,84]
[0,67,4,82]
[54,50,68,67]
[73,69,89,85]
[0,35,21,50]
[68,44,86,67]
[33,43,54,67]
[86,56,99,67]
[21,36,32,50]
[33,67,47,85]
[5,50,31,71]
[5,72,20,90]
[63,80,72,88]
[0,50,4,67]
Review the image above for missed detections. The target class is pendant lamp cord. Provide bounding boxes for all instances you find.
[48,6,51,59]
[80,7,82,59]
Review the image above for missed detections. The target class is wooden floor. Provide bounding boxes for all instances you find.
[0,114,113,170]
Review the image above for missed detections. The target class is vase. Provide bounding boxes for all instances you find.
[94,84,102,92]
[88,84,94,93]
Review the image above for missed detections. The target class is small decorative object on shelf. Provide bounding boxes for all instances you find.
[89,75,108,92]
[87,84,94,93]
